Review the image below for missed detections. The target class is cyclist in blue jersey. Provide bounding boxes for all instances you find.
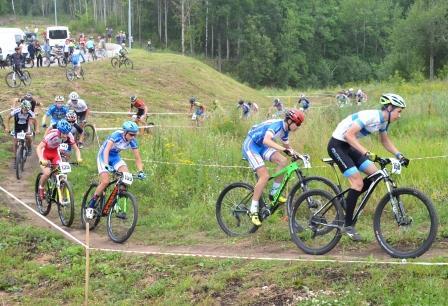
[71,46,85,78]
[86,36,95,60]
[327,93,409,241]
[237,99,250,119]
[41,95,69,132]
[85,121,146,219]
[242,109,305,225]
[297,94,311,112]
[268,98,285,118]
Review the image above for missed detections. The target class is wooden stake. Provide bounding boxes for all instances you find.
[84,221,90,306]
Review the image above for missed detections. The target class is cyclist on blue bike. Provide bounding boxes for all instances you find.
[327,93,409,241]
[242,109,305,226]
[85,121,146,219]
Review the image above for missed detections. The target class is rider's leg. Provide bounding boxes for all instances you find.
[269,151,288,199]
[39,166,52,190]
[252,166,269,211]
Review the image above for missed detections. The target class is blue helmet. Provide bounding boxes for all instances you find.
[57,119,72,134]
[122,121,139,133]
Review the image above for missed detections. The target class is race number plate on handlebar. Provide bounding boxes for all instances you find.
[122,172,134,185]
[300,154,312,169]
[59,143,69,151]
[16,131,26,140]
[59,162,72,174]
[390,158,402,175]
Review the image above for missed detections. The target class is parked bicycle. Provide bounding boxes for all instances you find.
[5,66,32,88]
[12,130,31,180]
[81,170,143,243]
[289,157,438,258]
[110,56,133,69]
[34,161,77,227]
[216,154,340,237]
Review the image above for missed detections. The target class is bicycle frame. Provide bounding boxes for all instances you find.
[99,176,128,216]
[313,161,397,229]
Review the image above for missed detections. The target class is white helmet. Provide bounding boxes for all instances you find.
[69,91,79,100]
[380,93,406,108]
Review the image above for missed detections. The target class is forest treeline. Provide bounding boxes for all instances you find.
[2,0,448,87]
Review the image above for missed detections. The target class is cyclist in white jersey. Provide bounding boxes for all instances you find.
[242,109,305,226]
[327,93,409,240]
[67,91,89,147]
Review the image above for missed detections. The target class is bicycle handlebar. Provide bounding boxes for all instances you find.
[375,157,407,169]
[109,169,145,180]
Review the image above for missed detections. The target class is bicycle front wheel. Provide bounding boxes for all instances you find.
[82,124,96,147]
[215,182,259,237]
[374,188,438,258]
[15,145,24,180]
[124,58,133,69]
[81,183,102,230]
[22,71,32,86]
[5,71,19,88]
[111,57,119,68]
[66,68,75,81]
[106,190,138,243]
[57,180,75,227]
[35,173,52,215]
[289,189,344,255]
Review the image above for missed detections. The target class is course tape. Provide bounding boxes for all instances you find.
[94,125,201,131]
[1,186,447,266]
[90,111,188,115]
[0,185,87,247]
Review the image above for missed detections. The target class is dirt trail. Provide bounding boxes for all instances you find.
[1,152,448,263]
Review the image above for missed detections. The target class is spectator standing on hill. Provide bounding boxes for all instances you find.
[35,41,43,67]
[27,42,36,63]
[19,39,27,66]
[107,27,113,43]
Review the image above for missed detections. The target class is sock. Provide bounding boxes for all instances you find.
[344,189,362,227]
[270,182,281,196]
[250,200,259,214]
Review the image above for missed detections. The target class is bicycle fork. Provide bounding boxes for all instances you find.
[385,181,412,226]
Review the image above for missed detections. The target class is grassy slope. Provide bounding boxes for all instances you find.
[1,50,448,304]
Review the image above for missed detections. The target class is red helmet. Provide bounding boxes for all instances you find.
[285,109,305,126]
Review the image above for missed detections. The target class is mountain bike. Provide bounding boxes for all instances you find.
[66,64,85,81]
[289,157,438,258]
[76,120,95,147]
[24,55,34,68]
[34,161,77,227]
[81,170,143,243]
[216,154,341,237]
[12,130,31,180]
[5,66,32,88]
[110,56,133,69]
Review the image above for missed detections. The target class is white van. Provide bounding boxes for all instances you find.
[0,27,25,57]
[46,26,70,47]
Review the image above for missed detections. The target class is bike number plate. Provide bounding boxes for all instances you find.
[59,162,72,174]
[16,131,26,140]
[302,156,312,169]
[59,143,69,151]
[390,158,402,175]
[122,172,133,185]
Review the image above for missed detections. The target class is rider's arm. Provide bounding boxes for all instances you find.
[143,105,148,116]
[72,142,82,162]
[5,114,12,132]
[102,140,114,165]
[262,131,287,152]
[379,132,400,156]
[132,148,144,172]
[31,117,39,134]
[41,114,48,126]
[84,108,90,121]
[344,123,369,155]
[36,141,45,162]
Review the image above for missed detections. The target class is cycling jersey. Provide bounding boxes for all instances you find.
[67,99,88,113]
[11,108,34,133]
[43,129,76,150]
[241,103,250,114]
[332,110,387,142]
[247,119,289,145]
[97,130,138,173]
[194,105,205,116]
[86,40,95,49]
[131,99,145,110]
[46,104,69,125]
[273,102,284,112]
[71,49,84,65]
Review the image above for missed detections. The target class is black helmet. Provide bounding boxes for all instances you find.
[130,95,137,103]
[189,96,196,103]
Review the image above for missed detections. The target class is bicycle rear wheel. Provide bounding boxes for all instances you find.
[373,187,438,258]
[5,71,19,88]
[82,124,95,147]
[34,173,52,215]
[81,183,102,230]
[57,180,75,227]
[106,191,138,243]
[289,189,344,255]
[215,182,259,237]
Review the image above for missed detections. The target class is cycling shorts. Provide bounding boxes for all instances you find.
[76,111,87,122]
[242,137,277,170]
[327,137,372,177]
[43,148,61,165]
[97,151,126,174]
[136,108,145,119]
